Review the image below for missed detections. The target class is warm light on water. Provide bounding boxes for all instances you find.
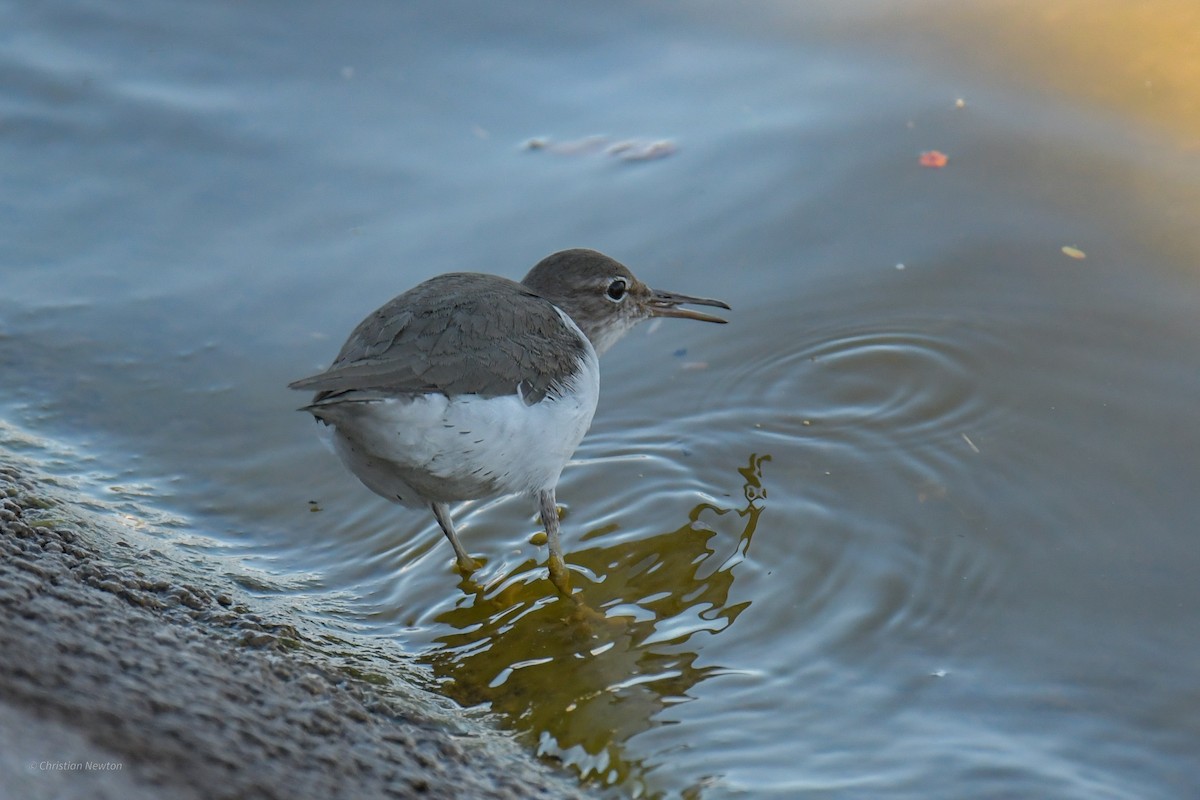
[912,0,1200,141]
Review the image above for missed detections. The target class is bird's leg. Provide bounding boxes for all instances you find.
[431,502,480,573]
[537,491,618,632]
[538,488,575,600]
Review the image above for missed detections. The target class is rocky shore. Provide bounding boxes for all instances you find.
[0,449,591,800]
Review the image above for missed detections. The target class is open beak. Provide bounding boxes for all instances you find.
[648,288,731,323]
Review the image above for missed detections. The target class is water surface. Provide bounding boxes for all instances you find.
[3,1,1199,797]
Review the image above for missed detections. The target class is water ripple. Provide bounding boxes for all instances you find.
[703,318,1010,456]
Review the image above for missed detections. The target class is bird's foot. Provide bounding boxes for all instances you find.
[565,599,617,633]
[547,554,574,598]
[454,555,482,575]
[545,556,618,632]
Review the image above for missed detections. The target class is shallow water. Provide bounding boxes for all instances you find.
[4,0,1200,797]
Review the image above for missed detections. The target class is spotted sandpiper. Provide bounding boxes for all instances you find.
[289,248,729,598]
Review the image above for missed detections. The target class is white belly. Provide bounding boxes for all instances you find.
[316,350,600,508]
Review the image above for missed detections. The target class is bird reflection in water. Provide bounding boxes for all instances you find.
[422,453,770,792]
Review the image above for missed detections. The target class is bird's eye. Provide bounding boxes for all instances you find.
[606,278,627,302]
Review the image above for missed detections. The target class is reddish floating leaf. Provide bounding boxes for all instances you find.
[919,150,949,168]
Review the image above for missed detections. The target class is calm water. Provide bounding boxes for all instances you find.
[4,1,1200,797]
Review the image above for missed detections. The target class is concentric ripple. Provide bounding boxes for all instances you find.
[710,319,1009,453]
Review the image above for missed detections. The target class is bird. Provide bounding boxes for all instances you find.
[289,248,729,599]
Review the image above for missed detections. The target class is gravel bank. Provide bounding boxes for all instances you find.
[0,452,590,800]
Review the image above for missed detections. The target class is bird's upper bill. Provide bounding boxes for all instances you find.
[647,288,731,324]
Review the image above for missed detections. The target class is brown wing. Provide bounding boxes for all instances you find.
[288,273,589,405]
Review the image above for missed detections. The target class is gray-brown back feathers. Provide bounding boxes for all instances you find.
[289,272,589,405]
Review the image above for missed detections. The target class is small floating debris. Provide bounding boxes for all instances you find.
[961,433,980,453]
[522,135,677,162]
[955,97,966,109]
[918,150,949,168]
[525,134,609,155]
[606,138,676,161]
[1061,245,1086,260]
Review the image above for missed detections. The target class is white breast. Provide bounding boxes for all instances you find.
[316,310,601,509]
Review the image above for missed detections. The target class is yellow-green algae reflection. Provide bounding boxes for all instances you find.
[422,453,769,792]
